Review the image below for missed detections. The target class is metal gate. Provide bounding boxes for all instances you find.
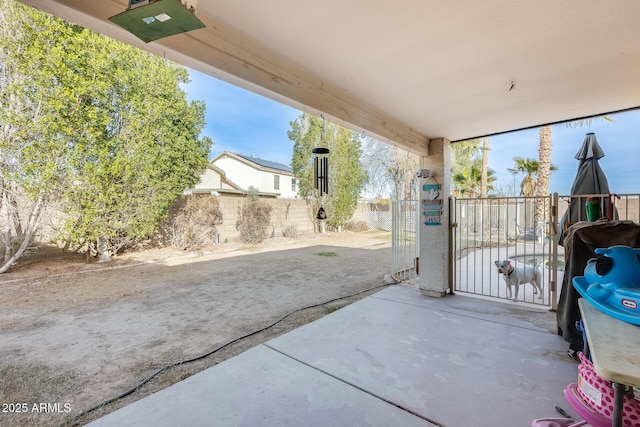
[449,192,640,308]
[392,192,638,307]
[391,200,419,282]
[450,194,559,308]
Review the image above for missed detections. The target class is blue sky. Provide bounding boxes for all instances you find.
[183,69,300,166]
[183,68,640,196]
[490,110,640,195]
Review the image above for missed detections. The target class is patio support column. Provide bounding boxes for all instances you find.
[418,137,451,297]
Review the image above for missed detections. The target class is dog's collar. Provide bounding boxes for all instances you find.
[505,263,514,276]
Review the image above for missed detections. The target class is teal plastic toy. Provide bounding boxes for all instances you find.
[573,245,640,325]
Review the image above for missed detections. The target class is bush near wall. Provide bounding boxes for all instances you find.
[171,196,223,250]
[235,196,273,244]
[35,194,394,252]
[210,196,391,242]
[200,195,317,243]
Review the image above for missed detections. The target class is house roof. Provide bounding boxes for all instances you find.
[235,153,293,174]
[214,151,293,174]
[186,188,279,198]
[18,1,640,154]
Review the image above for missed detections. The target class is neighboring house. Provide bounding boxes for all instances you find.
[189,151,298,198]
[186,162,247,196]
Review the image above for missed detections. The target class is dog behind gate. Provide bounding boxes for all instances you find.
[494,259,542,301]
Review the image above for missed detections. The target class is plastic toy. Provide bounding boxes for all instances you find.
[573,245,640,325]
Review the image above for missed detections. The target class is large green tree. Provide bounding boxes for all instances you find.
[0,0,210,270]
[0,0,87,270]
[60,39,211,258]
[289,114,367,230]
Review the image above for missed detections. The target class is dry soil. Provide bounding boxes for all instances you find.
[0,230,393,427]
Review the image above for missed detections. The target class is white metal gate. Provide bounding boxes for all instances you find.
[450,194,559,308]
[394,192,638,306]
[391,200,419,282]
[450,193,640,308]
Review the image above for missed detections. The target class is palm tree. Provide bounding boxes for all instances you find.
[512,157,539,196]
[536,126,553,197]
[480,137,490,197]
[535,126,553,221]
[453,158,497,197]
[451,139,483,168]
[536,117,614,195]
[451,138,491,197]
[534,117,613,222]
[512,157,559,196]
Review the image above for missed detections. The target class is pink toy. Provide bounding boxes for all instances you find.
[577,352,640,426]
[532,353,640,426]
[565,382,612,427]
[531,416,587,427]
[531,382,608,427]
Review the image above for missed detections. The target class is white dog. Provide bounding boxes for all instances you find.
[494,259,543,301]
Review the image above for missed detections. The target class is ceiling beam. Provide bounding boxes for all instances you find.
[19,0,430,155]
[165,25,430,154]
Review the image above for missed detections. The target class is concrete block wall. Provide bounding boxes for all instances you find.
[34,194,385,250]
[214,195,316,243]
[213,196,390,242]
[350,202,369,223]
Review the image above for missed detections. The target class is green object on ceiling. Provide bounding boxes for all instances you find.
[109,0,205,43]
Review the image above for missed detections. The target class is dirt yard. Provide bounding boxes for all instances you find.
[0,230,394,427]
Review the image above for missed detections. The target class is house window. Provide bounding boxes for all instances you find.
[291,178,296,192]
[274,175,280,190]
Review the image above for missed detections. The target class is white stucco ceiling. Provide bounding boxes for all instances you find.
[18,0,640,154]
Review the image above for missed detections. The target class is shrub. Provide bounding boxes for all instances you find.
[282,224,298,238]
[171,196,223,250]
[236,195,273,244]
[344,220,369,232]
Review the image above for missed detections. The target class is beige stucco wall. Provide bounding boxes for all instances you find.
[557,197,639,223]
[194,168,222,189]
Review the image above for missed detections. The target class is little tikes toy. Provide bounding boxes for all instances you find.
[573,245,640,325]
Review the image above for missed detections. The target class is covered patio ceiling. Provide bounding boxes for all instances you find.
[19,0,640,154]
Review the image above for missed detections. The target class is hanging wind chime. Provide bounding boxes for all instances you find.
[313,116,330,221]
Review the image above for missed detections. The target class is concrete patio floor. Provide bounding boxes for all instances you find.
[87,285,581,426]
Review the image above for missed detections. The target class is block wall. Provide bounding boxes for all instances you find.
[213,195,316,243]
